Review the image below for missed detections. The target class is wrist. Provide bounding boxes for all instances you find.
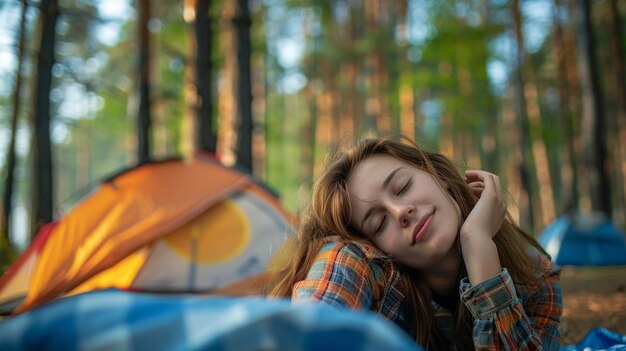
[461,238,501,285]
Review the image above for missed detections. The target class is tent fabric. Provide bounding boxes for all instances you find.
[538,213,626,266]
[0,222,57,315]
[0,156,293,314]
[0,289,423,351]
[560,327,626,351]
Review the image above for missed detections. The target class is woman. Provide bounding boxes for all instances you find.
[269,137,562,350]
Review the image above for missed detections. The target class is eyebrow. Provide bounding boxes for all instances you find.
[359,166,404,230]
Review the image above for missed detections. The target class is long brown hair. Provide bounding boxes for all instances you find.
[268,137,548,349]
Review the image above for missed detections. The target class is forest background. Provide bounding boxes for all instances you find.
[0,0,624,272]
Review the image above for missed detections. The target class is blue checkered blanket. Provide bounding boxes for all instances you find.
[0,289,422,351]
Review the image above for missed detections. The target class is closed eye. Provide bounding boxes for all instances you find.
[396,179,413,196]
[374,215,387,235]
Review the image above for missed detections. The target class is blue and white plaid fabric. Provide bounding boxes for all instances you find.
[0,289,423,351]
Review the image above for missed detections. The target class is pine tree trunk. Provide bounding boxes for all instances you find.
[217,1,236,166]
[576,0,611,215]
[300,3,320,205]
[607,0,626,225]
[182,0,215,158]
[262,19,270,181]
[195,0,216,154]
[511,0,534,230]
[234,0,253,171]
[524,73,556,226]
[137,0,152,164]
[30,0,59,239]
[552,0,579,213]
[477,0,499,176]
[388,8,401,137]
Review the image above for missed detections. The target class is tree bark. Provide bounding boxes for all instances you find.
[511,0,534,230]
[523,65,556,226]
[233,0,253,171]
[576,0,611,214]
[511,0,558,229]
[195,0,216,154]
[388,7,401,137]
[552,0,579,213]
[607,0,626,224]
[30,0,59,239]
[137,0,152,164]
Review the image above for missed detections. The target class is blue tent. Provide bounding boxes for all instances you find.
[538,213,626,266]
[561,327,626,351]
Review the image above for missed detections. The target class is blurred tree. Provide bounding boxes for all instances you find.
[511,0,535,230]
[137,0,153,164]
[182,0,216,158]
[44,0,110,204]
[476,0,499,174]
[54,5,137,198]
[552,0,579,213]
[576,0,611,215]
[234,0,252,171]
[413,1,498,164]
[249,0,267,178]
[152,0,187,159]
[30,0,59,239]
[194,0,216,154]
[387,1,403,138]
[513,0,556,228]
[607,0,626,224]
[300,1,321,204]
[2,0,28,246]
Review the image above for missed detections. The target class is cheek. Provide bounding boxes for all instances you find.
[373,231,403,256]
[370,236,389,252]
[453,200,461,218]
[453,202,462,229]
[442,193,462,227]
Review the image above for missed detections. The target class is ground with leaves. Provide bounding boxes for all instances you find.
[559,266,626,346]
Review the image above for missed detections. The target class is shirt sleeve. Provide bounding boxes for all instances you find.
[459,268,562,350]
[292,242,376,310]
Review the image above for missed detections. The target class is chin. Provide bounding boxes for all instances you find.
[425,241,458,262]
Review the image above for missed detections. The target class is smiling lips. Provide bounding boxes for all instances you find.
[412,212,434,244]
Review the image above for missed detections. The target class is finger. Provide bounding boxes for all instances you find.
[493,174,502,198]
[468,182,485,192]
[464,170,490,182]
[480,173,499,199]
[464,180,483,198]
[477,172,501,198]
[465,170,505,202]
[465,171,500,191]
[482,175,505,216]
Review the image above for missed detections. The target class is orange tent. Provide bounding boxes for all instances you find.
[0,155,293,314]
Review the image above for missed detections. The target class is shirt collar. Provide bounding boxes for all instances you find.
[323,235,389,260]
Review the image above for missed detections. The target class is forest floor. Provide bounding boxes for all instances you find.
[559,266,626,346]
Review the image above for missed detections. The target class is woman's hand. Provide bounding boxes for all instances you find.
[459,170,505,285]
[461,170,505,239]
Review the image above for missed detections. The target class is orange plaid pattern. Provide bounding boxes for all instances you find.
[293,240,562,350]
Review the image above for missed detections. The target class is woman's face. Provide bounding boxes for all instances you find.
[347,154,462,270]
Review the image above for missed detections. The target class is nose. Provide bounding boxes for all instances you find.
[391,203,415,228]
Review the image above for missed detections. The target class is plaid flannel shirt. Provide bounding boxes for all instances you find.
[293,239,562,350]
